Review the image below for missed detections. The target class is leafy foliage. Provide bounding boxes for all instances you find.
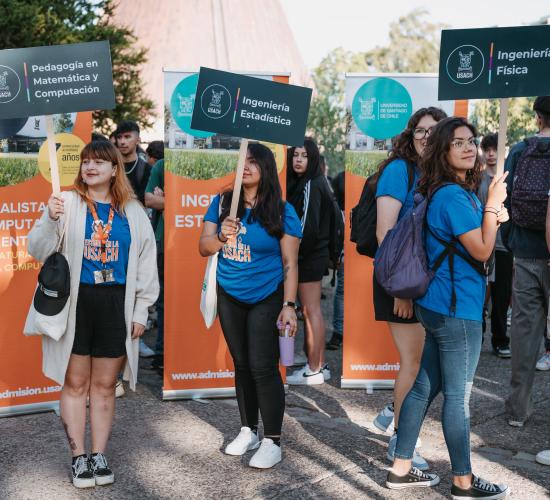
[0,0,155,134]
[0,158,39,186]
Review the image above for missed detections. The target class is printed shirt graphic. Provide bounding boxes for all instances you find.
[416,184,485,321]
[80,202,132,285]
[204,195,302,303]
[376,159,419,220]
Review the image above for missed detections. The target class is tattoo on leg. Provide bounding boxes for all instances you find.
[61,417,77,451]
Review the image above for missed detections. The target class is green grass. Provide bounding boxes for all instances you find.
[166,149,239,180]
[0,158,39,186]
[345,150,387,178]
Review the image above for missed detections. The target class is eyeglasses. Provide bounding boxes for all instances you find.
[450,138,479,150]
[413,127,433,140]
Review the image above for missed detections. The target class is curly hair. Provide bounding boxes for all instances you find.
[417,117,482,197]
[374,107,448,179]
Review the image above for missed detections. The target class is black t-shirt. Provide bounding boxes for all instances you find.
[124,157,151,205]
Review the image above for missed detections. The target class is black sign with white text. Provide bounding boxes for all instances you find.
[191,67,312,146]
[0,41,115,119]
[439,25,550,100]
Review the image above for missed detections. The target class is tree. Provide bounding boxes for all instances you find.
[471,98,538,146]
[307,9,446,171]
[0,0,155,134]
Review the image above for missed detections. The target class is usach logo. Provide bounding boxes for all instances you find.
[0,65,21,104]
[200,83,232,119]
[446,45,485,85]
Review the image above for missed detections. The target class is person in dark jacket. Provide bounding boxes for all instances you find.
[286,138,332,385]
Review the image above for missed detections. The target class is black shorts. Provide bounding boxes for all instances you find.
[373,274,418,324]
[72,284,127,357]
[298,252,330,283]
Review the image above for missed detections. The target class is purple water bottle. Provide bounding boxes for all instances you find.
[278,322,294,366]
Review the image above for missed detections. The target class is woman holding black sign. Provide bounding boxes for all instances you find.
[199,143,301,469]
[27,141,158,488]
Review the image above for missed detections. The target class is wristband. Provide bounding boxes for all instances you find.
[217,231,228,243]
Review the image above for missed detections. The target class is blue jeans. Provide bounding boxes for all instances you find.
[332,257,344,335]
[395,304,482,476]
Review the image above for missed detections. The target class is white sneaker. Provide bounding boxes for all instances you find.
[115,381,125,398]
[139,339,156,358]
[322,363,331,381]
[535,352,550,371]
[535,449,550,465]
[286,364,324,385]
[224,427,260,456]
[249,438,282,469]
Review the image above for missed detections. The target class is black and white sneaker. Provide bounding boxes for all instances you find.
[90,452,115,486]
[71,454,95,488]
[451,475,509,499]
[386,467,440,489]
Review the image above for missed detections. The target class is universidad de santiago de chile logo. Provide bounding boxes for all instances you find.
[0,65,22,104]
[200,83,232,119]
[446,45,485,85]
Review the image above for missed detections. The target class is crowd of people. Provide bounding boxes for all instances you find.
[25,95,550,496]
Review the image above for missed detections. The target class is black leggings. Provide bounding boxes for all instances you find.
[217,284,284,436]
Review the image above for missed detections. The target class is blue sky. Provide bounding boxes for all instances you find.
[280,0,550,68]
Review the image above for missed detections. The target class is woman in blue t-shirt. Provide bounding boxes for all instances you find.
[199,143,302,469]
[387,117,510,499]
[28,141,158,488]
[373,107,447,469]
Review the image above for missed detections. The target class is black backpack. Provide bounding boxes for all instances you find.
[350,162,414,258]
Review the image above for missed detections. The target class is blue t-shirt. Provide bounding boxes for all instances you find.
[376,159,419,220]
[80,202,131,285]
[416,184,485,321]
[204,196,302,303]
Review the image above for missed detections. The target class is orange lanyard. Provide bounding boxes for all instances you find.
[90,204,115,264]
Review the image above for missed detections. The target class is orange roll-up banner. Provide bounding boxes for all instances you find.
[0,112,91,416]
[163,71,289,399]
[342,74,460,390]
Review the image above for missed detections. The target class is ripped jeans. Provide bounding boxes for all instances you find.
[394,304,482,476]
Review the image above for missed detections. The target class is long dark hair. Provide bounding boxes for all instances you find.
[417,116,482,196]
[220,143,284,238]
[286,137,322,218]
[375,107,448,179]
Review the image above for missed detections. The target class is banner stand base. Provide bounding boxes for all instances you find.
[341,379,395,393]
[0,401,60,418]
[163,384,290,401]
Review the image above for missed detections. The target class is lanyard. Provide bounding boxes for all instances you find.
[90,204,115,264]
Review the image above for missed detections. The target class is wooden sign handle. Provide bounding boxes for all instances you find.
[45,115,61,194]
[229,139,249,219]
[496,98,509,178]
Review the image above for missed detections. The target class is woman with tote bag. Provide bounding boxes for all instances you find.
[199,143,301,469]
[26,140,158,488]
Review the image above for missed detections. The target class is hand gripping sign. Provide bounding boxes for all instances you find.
[191,67,312,216]
[0,41,115,193]
[439,25,550,176]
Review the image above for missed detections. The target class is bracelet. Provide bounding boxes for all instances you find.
[483,209,498,215]
[217,231,228,243]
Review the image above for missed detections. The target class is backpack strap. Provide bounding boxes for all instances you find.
[405,161,415,193]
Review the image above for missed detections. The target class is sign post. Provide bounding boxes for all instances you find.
[439,24,550,175]
[0,40,115,192]
[191,67,312,211]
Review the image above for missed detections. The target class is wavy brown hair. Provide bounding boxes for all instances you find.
[73,141,135,212]
[417,117,482,197]
[374,107,448,180]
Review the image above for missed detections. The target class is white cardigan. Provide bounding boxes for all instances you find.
[26,191,159,390]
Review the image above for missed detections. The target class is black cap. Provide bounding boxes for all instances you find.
[33,253,70,316]
[533,96,550,115]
